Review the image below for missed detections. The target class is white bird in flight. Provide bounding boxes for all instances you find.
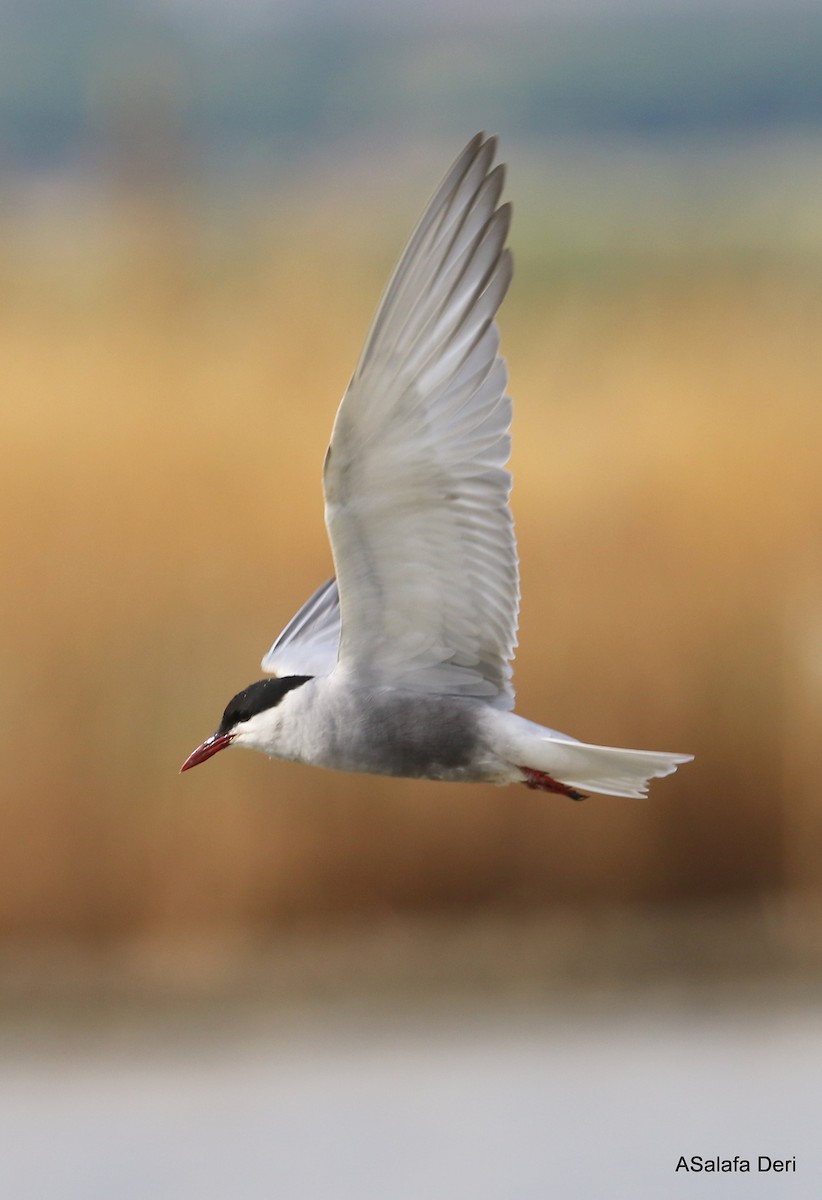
[181,134,692,799]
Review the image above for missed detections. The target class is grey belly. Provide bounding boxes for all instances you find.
[318,690,491,782]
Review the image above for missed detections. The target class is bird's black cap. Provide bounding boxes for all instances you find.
[217,676,313,734]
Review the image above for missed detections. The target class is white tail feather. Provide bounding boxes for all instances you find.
[521,737,693,798]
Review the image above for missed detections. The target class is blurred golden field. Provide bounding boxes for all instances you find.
[3,164,822,949]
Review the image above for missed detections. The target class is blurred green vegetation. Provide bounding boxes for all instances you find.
[2,1,822,167]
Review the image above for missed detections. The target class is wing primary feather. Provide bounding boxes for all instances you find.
[354,138,502,383]
[356,134,492,370]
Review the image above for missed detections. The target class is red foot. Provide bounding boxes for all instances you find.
[519,767,587,801]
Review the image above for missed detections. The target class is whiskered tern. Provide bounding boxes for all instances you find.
[182,134,692,799]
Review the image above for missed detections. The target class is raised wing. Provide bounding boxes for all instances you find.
[261,577,340,678]
[323,134,518,708]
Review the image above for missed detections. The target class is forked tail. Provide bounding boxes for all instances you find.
[511,724,693,799]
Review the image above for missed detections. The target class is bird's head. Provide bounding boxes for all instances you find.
[180,676,313,771]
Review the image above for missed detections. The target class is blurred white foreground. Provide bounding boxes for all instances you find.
[1,989,819,1199]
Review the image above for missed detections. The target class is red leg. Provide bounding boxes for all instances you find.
[519,766,587,801]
